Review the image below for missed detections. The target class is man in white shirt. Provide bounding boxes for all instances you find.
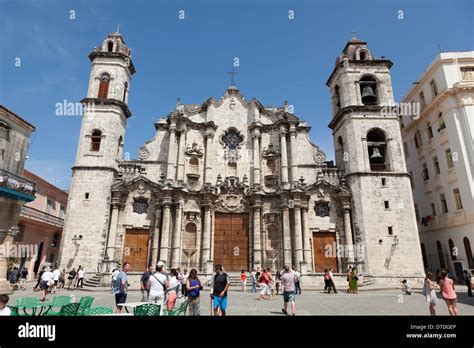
[147,264,169,315]
[52,267,61,293]
[76,266,84,288]
[40,266,53,301]
[181,268,189,297]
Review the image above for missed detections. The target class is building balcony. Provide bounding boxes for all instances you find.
[424,180,432,193]
[422,210,467,232]
[20,205,65,228]
[0,169,36,202]
[417,148,425,160]
[433,175,443,189]
[438,128,448,144]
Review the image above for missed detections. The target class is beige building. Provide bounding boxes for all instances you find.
[16,170,67,280]
[400,52,474,280]
[0,105,36,291]
[59,33,425,287]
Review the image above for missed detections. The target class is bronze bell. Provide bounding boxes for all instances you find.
[361,85,377,104]
[370,146,383,159]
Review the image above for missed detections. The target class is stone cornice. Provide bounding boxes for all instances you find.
[81,98,132,118]
[88,51,136,75]
[328,105,384,130]
[0,105,36,132]
[326,59,393,87]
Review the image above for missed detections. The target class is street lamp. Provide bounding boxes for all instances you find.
[72,234,82,246]
[393,235,399,246]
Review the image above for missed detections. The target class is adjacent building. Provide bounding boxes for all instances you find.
[0,105,36,290]
[400,52,474,280]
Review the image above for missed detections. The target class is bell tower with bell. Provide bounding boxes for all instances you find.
[326,37,425,285]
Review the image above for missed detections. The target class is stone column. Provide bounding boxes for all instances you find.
[106,199,120,261]
[253,200,262,267]
[201,204,212,269]
[204,129,214,184]
[151,204,162,267]
[343,204,355,263]
[281,203,292,266]
[252,129,261,186]
[301,206,312,268]
[176,127,187,183]
[293,201,304,267]
[289,126,298,183]
[159,197,172,266]
[171,200,183,267]
[279,126,289,187]
[166,124,178,180]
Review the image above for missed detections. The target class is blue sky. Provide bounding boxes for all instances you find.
[1,0,473,190]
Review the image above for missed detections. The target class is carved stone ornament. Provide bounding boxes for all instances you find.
[313,152,326,164]
[133,196,149,214]
[314,201,330,217]
[214,194,248,213]
[185,141,204,157]
[138,146,150,160]
[137,183,146,195]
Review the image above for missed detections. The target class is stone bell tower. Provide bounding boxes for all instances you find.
[59,31,136,272]
[326,37,424,285]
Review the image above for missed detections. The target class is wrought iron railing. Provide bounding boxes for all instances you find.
[0,168,36,195]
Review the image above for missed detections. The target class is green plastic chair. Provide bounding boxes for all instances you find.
[166,299,189,316]
[134,303,161,316]
[85,307,114,316]
[48,302,80,316]
[8,306,20,316]
[78,296,94,316]
[43,295,73,316]
[15,297,41,316]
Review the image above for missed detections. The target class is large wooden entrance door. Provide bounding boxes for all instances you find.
[312,231,337,272]
[214,213,249,272]
[122,229,149,272]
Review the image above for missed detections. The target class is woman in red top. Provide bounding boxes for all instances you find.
[259,269,271,300]
[240,269,247,292]
[439,270,458,316]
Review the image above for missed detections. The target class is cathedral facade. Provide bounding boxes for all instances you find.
[58,32,425,285]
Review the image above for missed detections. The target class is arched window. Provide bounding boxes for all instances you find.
[266,159,276,175]
[90,130,102,151]
[98,73,110,99]
[123,82,128,102]
[359,50,367,60]
[367,129,389,171]
[464,237,474,268]
[420,243,428,269]
[437,241,446,268]
[183,223,197,251]
[107,41,113,52]
[189,157,199,173]
[360,75,378,105]
[448,239,457,261]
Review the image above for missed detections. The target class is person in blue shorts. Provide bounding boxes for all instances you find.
[211,264,230,316]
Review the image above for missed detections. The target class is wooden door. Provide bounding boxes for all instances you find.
[122,229,149,272]
[312,231,337,272]
[214,213,249,272]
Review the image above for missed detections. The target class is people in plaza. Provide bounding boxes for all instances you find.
[33,266,46,291]
[0,294,11,316]
[40,266,53,302]
[111,268,119,293]
[329,268,337,294]
[51,267,61,293]
[250,268,257,293]
[186,268,202,316]
[259,268,271,300]
[76,266,84,288]
[176,267,183,295]
[240,269,247,292]
[439,270,458,316]
[212,264,230,316]
[349,267,358,294]
[67,268,76,291]
[293,266,302,295]
[166,268,180,311]
[463,270,472,297]
[114,262,131,314]
[9,267,19,291]
[435,269,442,284]
[324,269,332,293]
[281,266,297,316]
[181,268,189,297]
[275,269,281,295]
[19,267,28,291]
[267,268,276,298]
[58,268,66,290]
[147,263,169,307]
[140,265,152,302]
[255,267,261,288]
[423,272,438,316]
[346,266,352,293]
[401,279,412,295]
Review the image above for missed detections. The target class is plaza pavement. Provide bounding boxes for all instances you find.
[6,282,474,315]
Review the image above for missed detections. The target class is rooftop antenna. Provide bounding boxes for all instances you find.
[116,24,120,33]
[227,68,238,87]
[350,31,357,39]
